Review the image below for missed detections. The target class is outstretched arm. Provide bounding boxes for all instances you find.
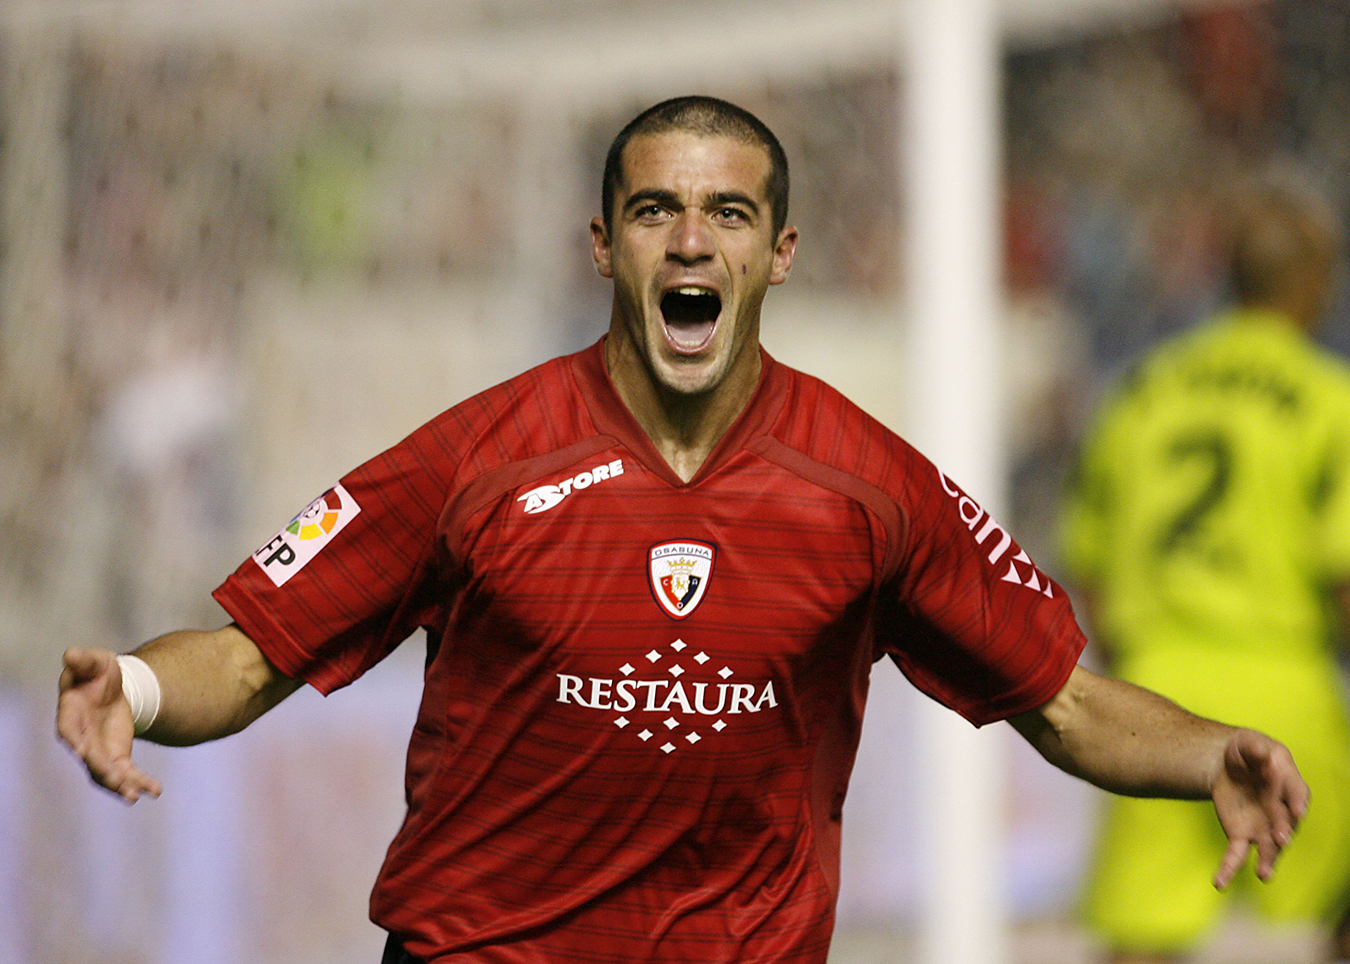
[1009,664,1309,889]
[57,624,302,803]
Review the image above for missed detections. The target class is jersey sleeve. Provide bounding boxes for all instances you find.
[213,417,460,695]
[877,452,1087,726]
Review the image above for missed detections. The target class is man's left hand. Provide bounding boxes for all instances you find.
[1210,728,1309,890]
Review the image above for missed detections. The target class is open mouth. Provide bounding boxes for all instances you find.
[660,287,722,351]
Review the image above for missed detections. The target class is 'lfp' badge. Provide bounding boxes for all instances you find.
[252,484,361,587]
[648,541,716,619]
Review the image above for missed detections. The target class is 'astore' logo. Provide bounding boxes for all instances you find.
[518,459,624,514]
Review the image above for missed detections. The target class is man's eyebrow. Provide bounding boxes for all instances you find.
[623,188,681,213]
[706,191,761,215]
[622,189,762,216]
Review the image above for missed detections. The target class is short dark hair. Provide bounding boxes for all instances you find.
[601,96,790,237]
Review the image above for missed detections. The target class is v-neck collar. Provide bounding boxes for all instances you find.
[571,337,788,488]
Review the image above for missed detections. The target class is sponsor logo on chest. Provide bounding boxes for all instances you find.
[556,637,777,756]
[517,458,624,514]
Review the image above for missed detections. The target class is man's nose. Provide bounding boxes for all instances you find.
[666,210,715,263]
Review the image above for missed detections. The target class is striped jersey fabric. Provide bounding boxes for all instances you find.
[215,338,1085,964]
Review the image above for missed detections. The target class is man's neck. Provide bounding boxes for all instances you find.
[605,337,761,484]
[1240,296,1320,335]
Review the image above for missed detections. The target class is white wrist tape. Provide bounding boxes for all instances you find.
[117,654,162,736]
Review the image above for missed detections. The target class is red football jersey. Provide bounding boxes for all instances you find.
[214,339,1085,964]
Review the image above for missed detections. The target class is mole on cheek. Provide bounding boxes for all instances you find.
[742,264,747,275]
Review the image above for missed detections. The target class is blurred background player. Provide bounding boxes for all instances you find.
[1059,172,1350,964]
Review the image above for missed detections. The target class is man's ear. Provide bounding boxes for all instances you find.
[591,216,613,279]
[769,226,798,285]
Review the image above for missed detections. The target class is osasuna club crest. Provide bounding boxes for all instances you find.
[648,541,716,619]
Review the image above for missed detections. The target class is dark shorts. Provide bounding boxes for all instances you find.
[381,933,421,964]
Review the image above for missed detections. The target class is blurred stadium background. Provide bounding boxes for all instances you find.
[2,1,1347,962]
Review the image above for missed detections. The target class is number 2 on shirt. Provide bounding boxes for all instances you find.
[1155,429,1233,558]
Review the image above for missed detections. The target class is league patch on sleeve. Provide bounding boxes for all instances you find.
[252,484,361,587]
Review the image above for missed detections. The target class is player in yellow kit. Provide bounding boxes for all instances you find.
[1060,176,1350,964]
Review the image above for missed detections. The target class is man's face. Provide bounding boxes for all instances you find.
[592,131,796,398]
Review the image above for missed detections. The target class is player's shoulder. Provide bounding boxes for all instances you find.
[762,355,927,496]
[1096,311,1282,410]
[1208,310,1350,410]
[403,346,599,486]
[1298,335,1350,401]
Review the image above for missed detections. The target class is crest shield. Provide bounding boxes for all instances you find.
[648,541,716,619]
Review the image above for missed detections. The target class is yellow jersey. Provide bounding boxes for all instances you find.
[1061,308,1350,661]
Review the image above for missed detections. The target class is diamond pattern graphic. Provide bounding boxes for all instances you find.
[601,637,756,755]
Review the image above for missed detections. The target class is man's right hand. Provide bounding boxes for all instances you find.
[57,647,162,803]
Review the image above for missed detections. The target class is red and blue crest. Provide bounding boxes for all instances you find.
[648,541,716,619]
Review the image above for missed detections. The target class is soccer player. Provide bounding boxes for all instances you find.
[60,97,1308,964]
[1060,175,1350,963]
